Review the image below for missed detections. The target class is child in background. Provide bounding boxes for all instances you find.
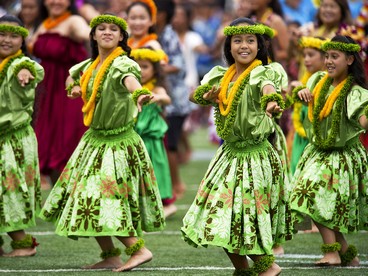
[0,14,44,257]
[182,17,293,275]
[39,14,165,271]
[131,47,177,218]
[291,35,368,266]
[290,36,326,175]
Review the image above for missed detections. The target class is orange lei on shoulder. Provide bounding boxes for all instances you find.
[308,74,348,122]
[218,59,262,116]
[43,11,71,30]
[128,34,158,49]
[80,47,125,126]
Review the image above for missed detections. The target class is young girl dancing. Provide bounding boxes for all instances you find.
[290,36,326,174]
[290,35,368,266]
[39,14,165,271]
[131,46,177,217]
[182,17,293,276]
[0,14,44,257]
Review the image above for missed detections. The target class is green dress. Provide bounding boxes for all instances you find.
[290,72,368,233]
[39,56,165,238]
[0,56,44,233]
[135,103,172,200]
[181,65,293,256]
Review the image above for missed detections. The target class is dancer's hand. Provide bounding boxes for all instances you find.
[68,86,82,99]
[298,87,313,103]
[266,101,283,118]
[137,94,153,112]
[17,69,34,87]
[203,85,220,104]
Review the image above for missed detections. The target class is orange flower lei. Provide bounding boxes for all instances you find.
[80,47,125,126]
[218,59,262,116]
[43,11,71,30]
[134,0,157,23]
[308,74,348,122]
[128,33,158,49]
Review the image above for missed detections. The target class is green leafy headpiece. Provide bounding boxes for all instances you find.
[90,15,127,31]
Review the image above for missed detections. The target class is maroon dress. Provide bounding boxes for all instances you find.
[33,33,88,174]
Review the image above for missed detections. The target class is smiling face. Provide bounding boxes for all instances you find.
[127,4,152,39]
[93,23,123,50]
[230,31,258,70]
[0,22,24,60]
[44,0,70,17]
[319,0,342,27]
[324,49,353,82]
[303,48,325,74]
[20,0,40,26]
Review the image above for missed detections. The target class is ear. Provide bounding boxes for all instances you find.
[346,54,354,66]
[119,33,123,42]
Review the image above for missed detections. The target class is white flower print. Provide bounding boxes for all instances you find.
[316,187,336,220]
[4,193,26,223]
[99,198,123,229]
[100,148,114,176]
[81,176,101,199]
[233,187,242,213]
[338,170,350,196]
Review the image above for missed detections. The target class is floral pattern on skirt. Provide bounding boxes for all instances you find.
[290,142,368,233]
[40,128,165,238]
[181,140,293,255]
[0,125,41,232]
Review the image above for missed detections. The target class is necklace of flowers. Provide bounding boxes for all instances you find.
[128,33,158,49]
[43,11,71,30]
[218,60,262,116]
[292,71,311,138]
[308,74,354,149]
[215,59,262,140]
[260,8,273,24]
[0,49,23,87]
[142,78,156,92]
[80,46,125,126]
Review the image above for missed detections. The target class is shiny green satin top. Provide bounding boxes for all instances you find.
[304,71,368,147]
[69,55,141,130]
[201,65,280,144]
[0,56,44,131]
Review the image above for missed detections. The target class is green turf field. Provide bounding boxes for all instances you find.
[1,127,367,275]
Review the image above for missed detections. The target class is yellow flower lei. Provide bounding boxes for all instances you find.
[308,74,348,122]
[292,71,311,137]
[80,47,125,126]
[142,78,156,91]
[0,50,22,72]
[218,59,262,116]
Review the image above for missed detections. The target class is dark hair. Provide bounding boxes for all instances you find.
[18,0,44,31]
[126,1,156,34]
[175,4,194,31]
[89,14,131,60]
[223,17,268,66]
[316,0,353,27]
[0,14,29,55]
[39,0,78,22]
[154,0,175,24]
[330,35,367,89]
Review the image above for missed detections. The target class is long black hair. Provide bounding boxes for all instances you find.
[330,35,367,89]
[89,14,131,60]
[0,14,29,56]
[223,17,268,66]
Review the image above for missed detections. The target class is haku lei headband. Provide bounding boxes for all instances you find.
[90,15,127,31]
[0,24,29,37]
[322,41,361,53]
[223,25,265,36]
[299,36,326,50]
[262,24,275,38]
[130,48,167,63]
[134,0,157,24]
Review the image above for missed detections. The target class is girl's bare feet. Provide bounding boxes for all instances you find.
[346,256,360,267]
[173,182,186,199]
[83,256,124,269]
[113,247,152,272]
[315,252,341,266]
[163,204,177,218]
[3,247,36,257]
[259,263,282,276]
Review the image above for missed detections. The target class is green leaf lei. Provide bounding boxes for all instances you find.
[90,14,127,31]
[340,245,358,266]
[321,242,341,253]
[260,93,285,111]
[214,73,252,140]
[193,83,213,106]
[364,104,368,120]
[322,41,361,53]
[13,60,37,82]
[66,79,80,95]
[291,85,307,103]
[312,75,354,150]
[132,88,152,105]
[0,24,29,37]
[100,247,121,259]
[125,238,144,255]
[223,25,265,36]
[0,53,25,87]
[253,255,275,274]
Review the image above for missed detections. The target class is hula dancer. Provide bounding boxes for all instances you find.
[0,14,44,257]
[39,14,165,271]
[290,35,368,266]
[182,17,293,275]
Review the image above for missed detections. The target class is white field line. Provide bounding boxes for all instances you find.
[0,266,368,273]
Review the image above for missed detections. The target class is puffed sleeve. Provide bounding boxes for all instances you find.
[111,56,141,87]
[266,62,288,93]
[200,65,227,87]
[306,71,326,92]
[249,65,276,93]
[69,59,92,81]
[347,85,368,121]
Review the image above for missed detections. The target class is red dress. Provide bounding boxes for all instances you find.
[33,33,88,173]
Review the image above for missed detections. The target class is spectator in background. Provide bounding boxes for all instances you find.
[279,0,316,26]
[18,0,43,43]
[29,0,90,186]
[155,0,191,200]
